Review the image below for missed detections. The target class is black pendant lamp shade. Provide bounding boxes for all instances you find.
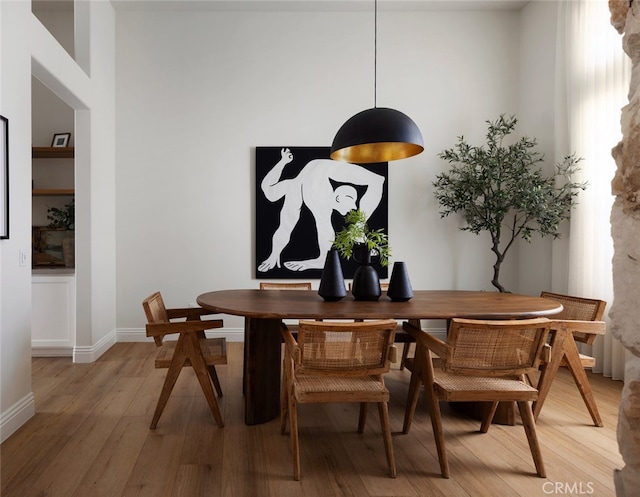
[330,107,424,163]
[330,0,424,164]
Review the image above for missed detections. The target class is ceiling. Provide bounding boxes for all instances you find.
[33,0,531,13]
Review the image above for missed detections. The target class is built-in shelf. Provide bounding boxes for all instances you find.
[32,189,75,196]
[32,146,75,159]
[32,147,75,196]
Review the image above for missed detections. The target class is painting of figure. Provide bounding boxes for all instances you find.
[255,146,388,279]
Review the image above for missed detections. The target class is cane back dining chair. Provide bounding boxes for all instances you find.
[379,283,415,370]
[259,282,312,291]
[280,319,399,480]
[402,318,551,478]
[142,291,227,429]
[260,281,312,331]
[347,281,415,370]
[534,291,607,426]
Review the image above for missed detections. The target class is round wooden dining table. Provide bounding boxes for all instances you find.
[196,289,562,425]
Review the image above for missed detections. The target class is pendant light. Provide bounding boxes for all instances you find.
[330,0,424,164]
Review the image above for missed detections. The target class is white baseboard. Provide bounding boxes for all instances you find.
[0,392,35,444]
[115,328,156,342]
[73,330,117,363]
[31,346,74,357]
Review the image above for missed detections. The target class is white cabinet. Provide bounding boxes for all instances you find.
[32,270,75,356]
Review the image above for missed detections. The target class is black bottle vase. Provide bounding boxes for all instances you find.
[318,249,347,301]
[387,261,413,301]
[351,244,381,301]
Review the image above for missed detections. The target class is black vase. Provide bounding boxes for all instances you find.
[387,261,413,301]
[318,249,347,301]
[351,244,381,301]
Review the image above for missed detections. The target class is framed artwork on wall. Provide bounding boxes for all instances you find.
[32,227,72,266]
[51,132,71,147]
[1,115,8,239]
[255,146,388,279]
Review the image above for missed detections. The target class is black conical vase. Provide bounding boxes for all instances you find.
[351,244,381,301]
[387,261,413,301]
[318,249,347,301]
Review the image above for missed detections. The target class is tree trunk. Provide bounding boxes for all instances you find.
[491,262,506,292]
[491,247,507,293]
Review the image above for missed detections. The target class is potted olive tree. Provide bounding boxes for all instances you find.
[433,115,586,292]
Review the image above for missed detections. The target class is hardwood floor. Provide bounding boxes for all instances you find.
[1,342,623,497]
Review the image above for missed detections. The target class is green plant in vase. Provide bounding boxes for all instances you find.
[46,199,75,267]
[47,199,75,230]
[333,208,390,300]
[333,208,390,266]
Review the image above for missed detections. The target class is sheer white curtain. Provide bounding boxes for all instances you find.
[555,0,630,380]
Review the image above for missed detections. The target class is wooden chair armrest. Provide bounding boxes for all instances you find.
[541,343,552,363]
[388,344,398,363]
[402,321,450,360]
[146,319,223,339]
[281,324,300,364]
[550,319,606,335]
[166,307,220,320]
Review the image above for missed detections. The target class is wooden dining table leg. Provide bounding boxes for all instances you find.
[243,316,282,425]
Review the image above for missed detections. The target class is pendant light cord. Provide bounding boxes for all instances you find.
[374,0,377,108]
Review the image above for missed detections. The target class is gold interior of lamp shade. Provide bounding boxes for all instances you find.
[330,141,424,164]
[330,107,424,164]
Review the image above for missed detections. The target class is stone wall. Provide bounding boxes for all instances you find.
[608,1,640,495]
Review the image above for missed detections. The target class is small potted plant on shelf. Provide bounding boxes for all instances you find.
[47,199,74,230]
[333,208,390,300]
[47,199,75,267]
[433,115,586,292]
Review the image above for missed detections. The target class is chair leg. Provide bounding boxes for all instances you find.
[427,390,449,478]
[480,401,499,433]
[358,403,368,433]
[186,334,224,428]
[525,371,538,386]
[533,329,568,421]
[399,342,411,371]
[280,367,289,435]
[563,338,604,427]
[403,344,428,434]
[280,395,288,435]
[289,393,301,481]
[377,402,397,478]
[207,365,223,397]
[518,401,546,478]
[150,348,187,429]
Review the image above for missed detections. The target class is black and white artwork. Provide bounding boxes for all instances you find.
[255,146,388,279]
[1,115,8,239]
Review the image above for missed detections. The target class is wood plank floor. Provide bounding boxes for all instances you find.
[1,342,623,497]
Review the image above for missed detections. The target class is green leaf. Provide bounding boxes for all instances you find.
[332,208,390,267]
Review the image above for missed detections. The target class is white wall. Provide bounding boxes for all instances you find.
[518,0,564,296]
[0,0,37,443]
[115,6,542,331]
[0,0,116,442]
[1,0,564,443]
